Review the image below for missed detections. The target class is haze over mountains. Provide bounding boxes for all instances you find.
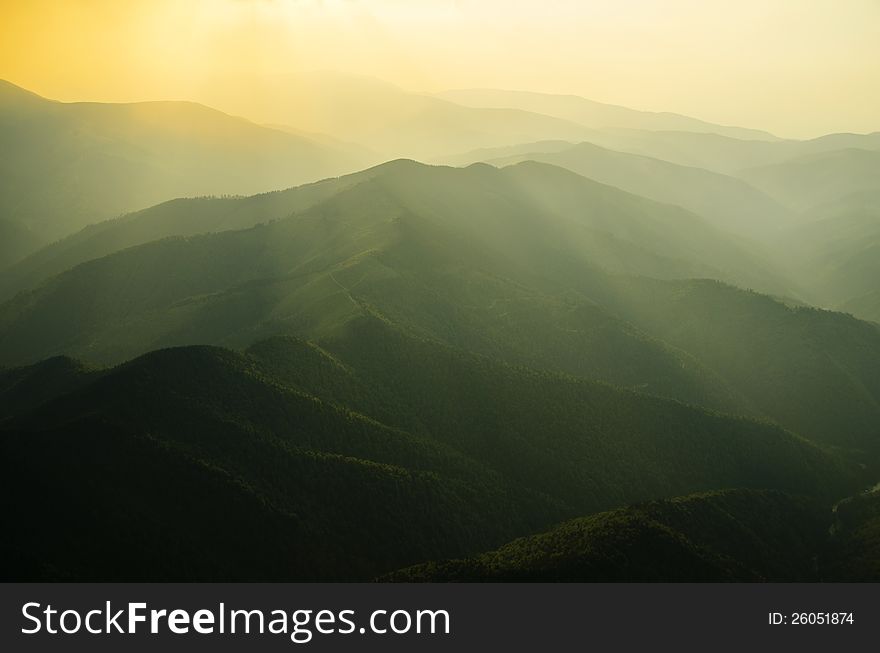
[436,88,779,141]
[2,75,880,582]
[0,79,375,266]
[479,141,793,239]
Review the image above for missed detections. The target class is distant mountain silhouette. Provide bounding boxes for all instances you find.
[0,79,374,265]
[195,72,604,161]
[740,148,880,211]
[437,88,779,140]
[483,141,793,239]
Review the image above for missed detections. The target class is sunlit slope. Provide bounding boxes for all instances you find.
[2,157,791,301]
[485,141,792,238]
[595,277,880,453]
[0,161,785,403]
[1,161,878,451]
[0,79,372,255]
[0,168,391,302]
[0,322,858,580]
[386,489,829,582]
[436,89,777,141]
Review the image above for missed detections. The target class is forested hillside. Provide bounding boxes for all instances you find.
[0,322,860,581]
[386,490,829,582]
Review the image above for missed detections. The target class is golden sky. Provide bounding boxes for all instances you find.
[2,0,879,138]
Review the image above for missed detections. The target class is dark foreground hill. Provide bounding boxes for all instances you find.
[385,489,828,582]
[0,318,859,581]
[823,489,880,581]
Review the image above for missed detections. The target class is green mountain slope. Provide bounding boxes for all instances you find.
[0,319,858,581]
[596,277,880,453]
[2,158,791,302]
[3,160,879,453]
[0,168,386,302]
[0,160,789,363]
[385,489,829,582]
[824,489,880,581]
[0,355,99,419]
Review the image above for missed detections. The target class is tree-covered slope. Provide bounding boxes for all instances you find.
[2,160,879,454]
[596,277,880,454]
[2,158,794,303]
[0,345,553,581]
[0,160,785,410]
[823,489,880,581]
[385,489,829,582]
[0,168,384,302]
[0,321,859,581]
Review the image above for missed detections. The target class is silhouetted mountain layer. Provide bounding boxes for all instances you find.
[436,89,778,141]
[441,129,880,177]
[199,73,600,161]
[0,79,373,261]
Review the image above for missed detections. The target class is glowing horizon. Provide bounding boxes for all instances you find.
[2,0,879,139]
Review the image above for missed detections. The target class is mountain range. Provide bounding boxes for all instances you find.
[2,77,879,582]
